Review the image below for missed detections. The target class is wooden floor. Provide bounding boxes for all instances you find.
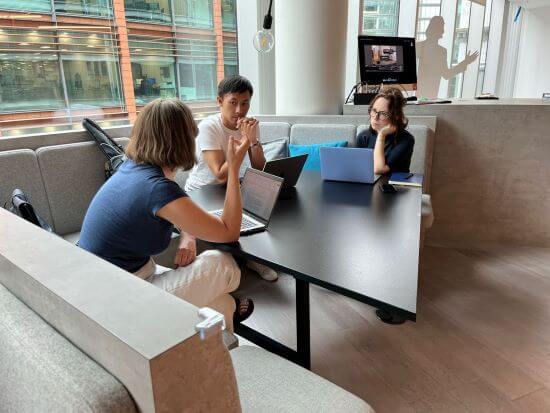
[236,244,550,412]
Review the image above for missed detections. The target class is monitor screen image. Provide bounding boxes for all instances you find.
[365,45,404,73]
[358,36,417,85]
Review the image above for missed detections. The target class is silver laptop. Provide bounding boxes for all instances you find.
[210,168,284,234]
[319,146,381,184]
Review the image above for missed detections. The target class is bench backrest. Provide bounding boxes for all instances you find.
[0,149,54,229]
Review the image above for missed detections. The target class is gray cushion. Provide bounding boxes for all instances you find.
[407,125,433,188]
[0,283,136,413]
[36,138,129,235]
[260,122,291,141]
[0,149,55,231]
[231,345,373,412]
[290,124,357,147]
[263,137,290,161]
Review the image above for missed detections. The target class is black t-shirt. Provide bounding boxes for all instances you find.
[356,127,415,173]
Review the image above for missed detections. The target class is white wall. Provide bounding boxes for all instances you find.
[514,5,550,97]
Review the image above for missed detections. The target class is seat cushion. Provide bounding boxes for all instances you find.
[0,284,136,413]
[289,140,348,171]
[263,137,290,161]
[231,346,373,412]
[0,149,54,231]
[36,138,129,236]
[260,122,291,141]
[290,124,357,147]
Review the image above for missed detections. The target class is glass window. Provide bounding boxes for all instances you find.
[0,29,65,112]
[0,0,51,13]
[0,54,65,112]
[176,38,217,101]
[174,0,213,28]
[54,0,113,18]
[131,57,177,104]
[221,0,237,31]
[130,35,177,104]
[124,0,172,24]
[361,0,399,36]
[476,0,492,95]
[223,41,238,78]
[56,30,123,108]
[415,0,442,41]
[447,0,471,98]
[62,55,123,108]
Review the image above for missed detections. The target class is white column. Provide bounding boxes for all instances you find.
[398,0,418,38]
[345,0,361,102]
[275,0,349,115]
[236,0,276,114]
[482,0,505,94]
[461,1,485,97]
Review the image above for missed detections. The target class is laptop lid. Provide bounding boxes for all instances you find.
[241,168,284,224]
[262,154,308,188]
[319,147,378,184]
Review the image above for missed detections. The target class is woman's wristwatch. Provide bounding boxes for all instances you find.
[250,141,262,148]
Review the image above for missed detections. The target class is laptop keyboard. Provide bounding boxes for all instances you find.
[211,210,259,231]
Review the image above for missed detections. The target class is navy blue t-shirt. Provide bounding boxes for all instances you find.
[79,160,187,272]
[356,127,415,173]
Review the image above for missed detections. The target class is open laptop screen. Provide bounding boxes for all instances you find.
[241,169,283,222]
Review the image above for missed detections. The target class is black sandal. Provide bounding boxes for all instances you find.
[233,297,254,324]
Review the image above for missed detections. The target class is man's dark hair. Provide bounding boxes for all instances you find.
[217,75,254,98]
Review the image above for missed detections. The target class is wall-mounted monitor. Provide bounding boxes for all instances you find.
[358,36,417,85]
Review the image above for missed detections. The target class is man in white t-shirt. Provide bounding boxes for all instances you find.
[185,75,278,282]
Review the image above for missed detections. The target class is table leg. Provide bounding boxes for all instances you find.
[296,278,311,369]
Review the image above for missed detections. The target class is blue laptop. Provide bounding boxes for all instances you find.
[319,147,381,184]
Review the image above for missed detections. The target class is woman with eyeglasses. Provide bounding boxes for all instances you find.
[356,87,415,174]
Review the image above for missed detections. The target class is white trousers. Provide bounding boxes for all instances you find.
[134,250,241,331]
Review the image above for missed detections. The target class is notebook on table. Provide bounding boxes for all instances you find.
[388,172,423,187]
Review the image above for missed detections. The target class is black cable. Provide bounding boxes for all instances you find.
[345,82,361,104]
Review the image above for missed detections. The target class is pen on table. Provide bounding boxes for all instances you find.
[404,173,414,179]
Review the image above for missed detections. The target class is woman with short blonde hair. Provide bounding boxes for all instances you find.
[79,98,254,330]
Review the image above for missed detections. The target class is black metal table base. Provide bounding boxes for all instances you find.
[234,278,311,369]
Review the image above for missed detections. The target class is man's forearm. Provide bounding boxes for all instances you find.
[211,161,230,182]
[249,144,266,169]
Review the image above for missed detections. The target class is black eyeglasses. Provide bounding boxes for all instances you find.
[368,108,391,121]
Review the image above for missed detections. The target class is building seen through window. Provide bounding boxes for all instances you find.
[0,0,239,134]
[361,0,399,37]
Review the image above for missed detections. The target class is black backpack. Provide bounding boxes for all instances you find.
[5,189,54,233]
[82,118,126,179]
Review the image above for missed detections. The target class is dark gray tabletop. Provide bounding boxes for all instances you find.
[189,171,421,318]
